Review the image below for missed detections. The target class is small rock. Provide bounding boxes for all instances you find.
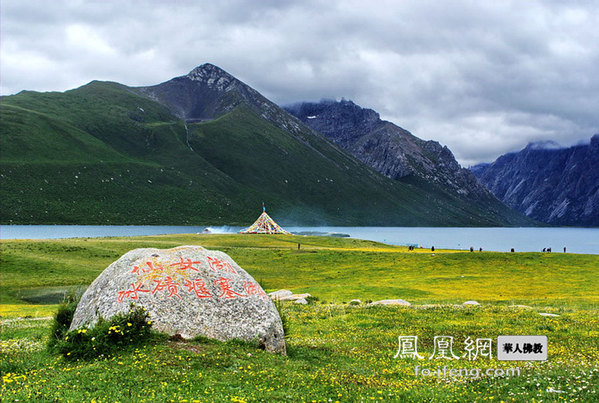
[462,300,480,306]
[274,292,312,301]
[269,289,293,300]
[539,312,560,317]
[369,299,411,306]
[295,298,308,305]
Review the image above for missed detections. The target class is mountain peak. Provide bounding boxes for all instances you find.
[524,140,562,151]
[187,63,231,80]
[184,63,240,92]
[136,63,266,122]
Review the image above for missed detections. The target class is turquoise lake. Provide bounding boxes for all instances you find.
[1,225,597,254]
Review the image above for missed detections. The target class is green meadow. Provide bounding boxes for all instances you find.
[1,234,598,401]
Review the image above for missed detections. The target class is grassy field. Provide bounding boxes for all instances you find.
[1,234,598,401]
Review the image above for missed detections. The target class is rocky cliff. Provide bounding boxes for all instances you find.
[284,100,497,201]
[471,135,599,226]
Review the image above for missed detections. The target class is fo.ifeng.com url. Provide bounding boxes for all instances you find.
[415,365,521,379]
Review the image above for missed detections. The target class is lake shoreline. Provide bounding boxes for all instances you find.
[1,225,598,254]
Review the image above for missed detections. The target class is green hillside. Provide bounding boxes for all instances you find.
[1,81,530,226]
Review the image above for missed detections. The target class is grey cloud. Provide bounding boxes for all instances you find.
[1,0,597,165]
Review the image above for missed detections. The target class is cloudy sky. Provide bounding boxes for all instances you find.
[2,0,598,165]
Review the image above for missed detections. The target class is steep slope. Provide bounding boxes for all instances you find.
[284,99,528,224]
[1,64,530,226]
[471,136,599,226]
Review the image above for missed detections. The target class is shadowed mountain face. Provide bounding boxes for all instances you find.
[1,63,532,226]
[471,136,599,226]
[284,99,508,203]
[136,63,267,122]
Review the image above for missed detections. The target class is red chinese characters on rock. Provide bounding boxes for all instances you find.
[207,256,238,275]
[118,256,267,302]
[169,257,202,272]
[244,281,268,299]
[183,278,212,298]
[131,261,164,275]
[214,277,245,299]
[117,282,150,302]
[152,276,182,299]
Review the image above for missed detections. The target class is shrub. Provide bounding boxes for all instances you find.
[48,304,154,360]
[47,293,79,350]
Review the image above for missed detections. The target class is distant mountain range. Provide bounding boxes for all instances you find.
[0,63,531,226]
[284,99,524,219]
[470,136,599,226]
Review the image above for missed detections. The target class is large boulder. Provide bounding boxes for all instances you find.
[69,245,286,354]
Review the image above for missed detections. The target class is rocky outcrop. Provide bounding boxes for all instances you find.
[70,245,286,354]
[136,63,306,137]
[136,63,263,122]
[471,135,599,226]
[284,100,495,200]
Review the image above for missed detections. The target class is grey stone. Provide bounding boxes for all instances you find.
[462,300,480,306]
[294,298,308,305]
[369,299,411,306]
[269,289,293,300]
[276,293,312,301]
[275,296,297,301]
[70,245,286,354]
[539,312,560,317]
[267,291,312,302]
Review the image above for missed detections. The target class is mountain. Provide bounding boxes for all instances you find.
[0,64,531,226]
[284,99,526,222]
[470,135,599,226]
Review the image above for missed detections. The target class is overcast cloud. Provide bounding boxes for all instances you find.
[2,0,598,165]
